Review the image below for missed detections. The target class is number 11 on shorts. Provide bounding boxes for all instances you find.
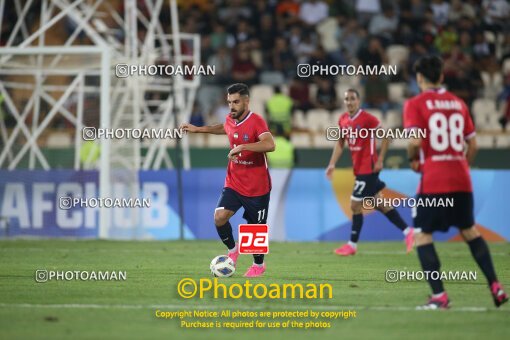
[239,224,269,254]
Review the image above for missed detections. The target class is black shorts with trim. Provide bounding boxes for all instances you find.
[351,172,386,201]
[413,192,474,233]
[216,187,270,224]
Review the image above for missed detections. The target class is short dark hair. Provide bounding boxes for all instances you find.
[227,83,250,97]
[413,56,443,83]
[345,88,360,99]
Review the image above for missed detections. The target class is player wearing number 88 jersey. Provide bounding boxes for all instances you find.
[404,56,507,310]
[404,84,475,194]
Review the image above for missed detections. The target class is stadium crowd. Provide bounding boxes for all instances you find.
[1,0,509,141]
[178,0,510,132]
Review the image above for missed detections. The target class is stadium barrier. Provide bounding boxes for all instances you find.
[0,169,508,241]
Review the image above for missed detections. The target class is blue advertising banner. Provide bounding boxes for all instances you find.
[0,169,508,241]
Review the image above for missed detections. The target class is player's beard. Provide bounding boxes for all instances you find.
[230,106,246,120]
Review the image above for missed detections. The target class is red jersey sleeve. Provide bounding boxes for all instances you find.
[403,98,425,130]
[254,115,270,139]
[368,114,380,129]
[462,102,476,140]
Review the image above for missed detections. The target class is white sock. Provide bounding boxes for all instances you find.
[228,244,237,253]
[403,227,412,236]
[348,241,357,249]
[432,292,445,298]
[253,262,264,267]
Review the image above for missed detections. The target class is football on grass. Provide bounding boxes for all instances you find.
[210,255,235,277]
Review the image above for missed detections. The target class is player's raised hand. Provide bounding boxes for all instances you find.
[228,144,244,161]
[179,123,198,133]
[325,165,335,180]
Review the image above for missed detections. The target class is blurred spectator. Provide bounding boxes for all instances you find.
[267,126,295,168]
[337,19,364,64]
[210,99,229,125]
[482,0,510,36]
[266,86,293,135]
[430,0,450,27]
[217,0,252,27]
[287,25,303,57]
[276,0,300,18]
[308,45,336,73]
[295,32,317,64]
[448,0,476,22]
[189,102,205,127]
[272,37,296,79]
[357,37,387,67]
[458,31,473,56]
[406,41,429,95]
[472,32,492,61]
[313,78,337,111]
[444,50,482,109]
[210,22,228,50]
[256,14,277,56]
[206,46,233,85]
[299,0,329,27]
[200,35,214,65]
[227,19,254,47]
[289,77,313,112]
[501,35,510,63]
[231,43,258,86]
[363,74,391,114]
[434,24,458,55]
[497,74,510,131]
[400,0,427,26]
[356,0,381,26]
[368,6,399,46]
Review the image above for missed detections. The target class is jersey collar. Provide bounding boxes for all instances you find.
[235,111,252,126]
[425,87,446,94]
[350,109,362,121]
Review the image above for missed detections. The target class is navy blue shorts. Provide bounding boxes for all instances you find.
[216,188,270,224]
[413,192,475,233]
[351,172,386,201]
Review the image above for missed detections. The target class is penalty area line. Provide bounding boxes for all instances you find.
[0,303,507,313]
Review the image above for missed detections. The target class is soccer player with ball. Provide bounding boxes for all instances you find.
[404,56,508,309]
[181,83,275,278]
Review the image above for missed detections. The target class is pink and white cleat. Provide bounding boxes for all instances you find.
[491,281,509,307]
[243,263,266,277]
[334,244,357,256]
[227,247,239,266]
[405,227,415,254]
[417,292,450,310]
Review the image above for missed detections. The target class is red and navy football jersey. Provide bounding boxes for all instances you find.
[224,112,271,197]
[338,109,380,175]
[403,88,475,194]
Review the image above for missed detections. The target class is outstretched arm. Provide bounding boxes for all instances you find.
[374,137,390,172]
[180,123,226,135]
[407,136,421,172]
[326,139,344,180]
[466,137,478,165]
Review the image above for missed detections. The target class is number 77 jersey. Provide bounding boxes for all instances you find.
[403,88,475,194]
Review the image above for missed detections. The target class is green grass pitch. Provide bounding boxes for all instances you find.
[0,240,508,339]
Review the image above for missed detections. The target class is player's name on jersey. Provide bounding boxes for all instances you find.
[425,99,463,111]
[326,127,426,141]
